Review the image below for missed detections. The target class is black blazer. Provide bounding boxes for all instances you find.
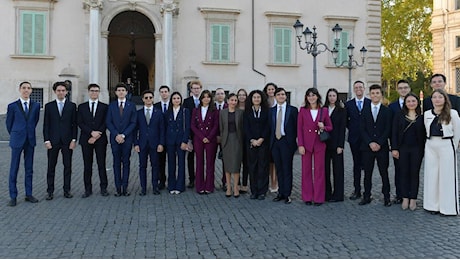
[345,98,371,145]
[390,111,426,151]
[423,93,460,115]
[154,101,169,113]
[326,106,347,151]
[360,104,392,151]
[43,99,77,145]
[243,107,270,147]
[77,101,108,145]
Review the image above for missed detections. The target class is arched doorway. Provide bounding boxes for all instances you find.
[108,11,155,103]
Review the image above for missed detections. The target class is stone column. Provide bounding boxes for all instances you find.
[84,0,103,84]
[161,0,177,88]
[154,33,163,91]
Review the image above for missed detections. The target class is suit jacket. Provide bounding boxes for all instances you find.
[191,107,219,143]
[134,107,165,149]
[165,107,190,146]
[270,104,298,154]
[297,107,333,153]
[154,101,170,113]
[243,107,270,146]
[390,111,426,151]
[183,96,199,138]
[6,99,40,148]
[326,106,347,151]
[106,100,137,144]
[43,99,77,145]
[360,104,392,151]
[77,101,108,145]
[345,97,371,145]
[219,108,244,148]
[423,93,460,115]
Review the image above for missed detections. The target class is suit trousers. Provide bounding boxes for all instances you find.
[167,144,186,192]
[301,148,326,203]
[247,144,269,196]
[423,137,459,215]
[158,149,167,185]
[138,145,160,192]
[349,142,363,194]
[392,157,401,199]
[81,142,108,193]
[271,137,294,198]
[9,141,34,198]
[195,142,218,193]
[111,141,132,191]
[399,144,423,199]
[362,148,390,200]
[47,142,73,194]
[187,150,195,183]
[325,149,344,201]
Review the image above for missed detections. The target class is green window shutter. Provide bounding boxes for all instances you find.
[338,31,349,64]
[211,24,230,62]
[274,28,291,64]
[20,11,46,55]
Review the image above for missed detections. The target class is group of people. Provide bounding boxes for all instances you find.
[6,74,460,216]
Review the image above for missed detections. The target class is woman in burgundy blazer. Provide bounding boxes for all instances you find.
[191,90,219,194]
[297,88,333,205]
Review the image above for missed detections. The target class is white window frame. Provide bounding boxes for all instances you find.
[324,16,359,67]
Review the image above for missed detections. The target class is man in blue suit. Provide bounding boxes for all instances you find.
[345,80,371,200]
[6,82,40,206]
[106,83,137,196]
[134,90,165,196]
[388,79,411,205]
[270,87,298,204]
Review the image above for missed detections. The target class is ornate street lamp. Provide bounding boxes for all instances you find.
[332,43,367,100]
[293,20,342,88]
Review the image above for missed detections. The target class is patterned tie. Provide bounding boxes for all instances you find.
[91,102,95,117]
[372,106,378,122]
[163,103,167,113]
[357,100,363,112]
[146,108,151,125]
[24,101,29,114]
[119,102,124,117]
[275,106,282,140]
[59,102,64,116]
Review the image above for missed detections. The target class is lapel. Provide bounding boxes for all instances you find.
[16,99,28,119]
[284,105,290,128]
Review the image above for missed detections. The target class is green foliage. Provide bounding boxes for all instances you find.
[381,0,433,102]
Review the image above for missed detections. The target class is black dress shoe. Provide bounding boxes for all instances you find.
[273,196,283,202]
[359,198,372,205]
[153,188,160,195]
[425,210,440,215]
[314,202,323,206]
[81,192,92,198]
[7,198,17,207]
[258,194,265,200]
[187,182,195,189]
[305,201,313,205]
[285,197,292,204]
[114,192,122,197]
[64,192,73,198]
[25,196,39,203]
[123,191,131,196]
[349,192,362,200]
[384,198,392,207]
[101,190,109,196]
[198,190,206,195]
[250,194,258,199]
[328,199,343,202]
[240,189,248,194]
[393,198,403,204]
[46,193,53,200]
[139,191,147,196]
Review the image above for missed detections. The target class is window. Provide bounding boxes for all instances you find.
[211,24,230,62]
[456,68,460,93]
[456,36,460,48]
[19,10,47,55]
[457,0,460,10]
[273,27,292,64]
[30,88,43,108]
[334,31,350,65]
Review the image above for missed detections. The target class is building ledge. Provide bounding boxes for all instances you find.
[202,61,239,66]
[10,55,55,60]
[266,63,300,67]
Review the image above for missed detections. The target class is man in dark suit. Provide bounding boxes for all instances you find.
[388,79,411,204]
[182,80,202,188]
[106,83,137,196]
[134,90,165,195]
[345,80,371,200]
[6,81,40,206]
[423,73,460,114]
[270,87,298,204]
[77,83,109,198]
[43,81,78,200]
[153,85,170,190]
[359,84,392,207]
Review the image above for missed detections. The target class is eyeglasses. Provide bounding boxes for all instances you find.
[143,96,154,99]
[89,89,100,92]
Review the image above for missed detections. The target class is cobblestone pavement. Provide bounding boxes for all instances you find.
[0,113,459,258]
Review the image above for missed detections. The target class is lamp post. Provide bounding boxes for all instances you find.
[293,20,342,88]
[332,43,367,100]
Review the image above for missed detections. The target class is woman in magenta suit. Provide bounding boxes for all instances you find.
[191,90,219,194]
[297,88,333,205]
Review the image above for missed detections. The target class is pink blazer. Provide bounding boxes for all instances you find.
[297,107,333,153]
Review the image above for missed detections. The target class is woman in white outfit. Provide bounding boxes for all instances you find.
[423,89,460,216]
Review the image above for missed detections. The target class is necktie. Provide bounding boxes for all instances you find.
[218,104,222,110]
[372,106,378,122]
[91,102,95,117]
[59,102,64,116]
[24,102,29,114]
[163,103,167,113]
[275,106,282,140]
[146,108,151,125]
[357,100,363,112]
[119,102,124,117]
[194,98,199,108]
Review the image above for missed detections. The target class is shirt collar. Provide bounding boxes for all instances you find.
[372,103,381,109]
[19,97,30,103]
[56,98,66,103]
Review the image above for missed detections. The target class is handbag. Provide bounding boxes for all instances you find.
[182,109,194,152]
[318,108,330,142]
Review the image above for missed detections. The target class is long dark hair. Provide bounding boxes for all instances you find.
[303,88,322,109]
[432,89,452,124]
[168,91,183,112]
[199,90,216,111]
[401,92,421,116]
[323,88,344,108]
[245,89,268,111]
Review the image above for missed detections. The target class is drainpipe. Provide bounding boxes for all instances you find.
[252,0,266,82]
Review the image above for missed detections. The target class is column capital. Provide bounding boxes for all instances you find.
[160,2,179,16]
[83,0,103,11]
